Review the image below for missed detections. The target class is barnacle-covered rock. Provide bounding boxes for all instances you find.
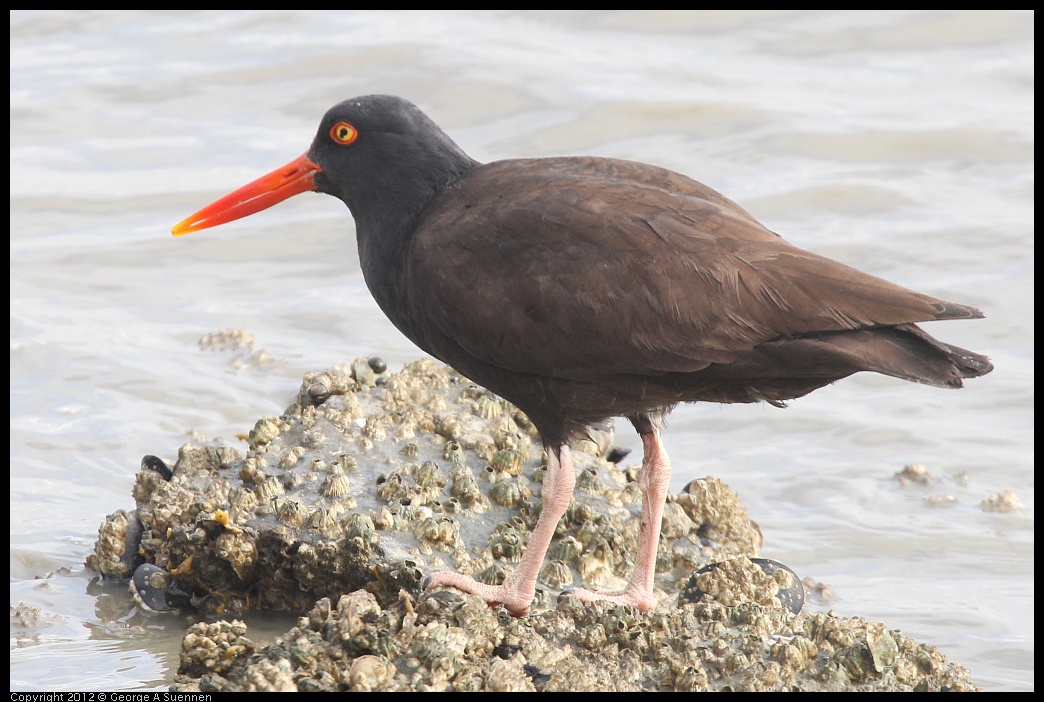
[171,589,978,692]
[86,508,143,579]
[178,619,254,678]
[981,490,1025,513]
[680,557,805,614]
[87,359,981,691]
[92,360,667,617]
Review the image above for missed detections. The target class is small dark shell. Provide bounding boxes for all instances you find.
[141,455,174,481]
[118,511,146,577]
[132,563,191,612]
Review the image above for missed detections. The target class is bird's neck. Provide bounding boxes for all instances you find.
[353,151,479,333]
[355,207,413,318]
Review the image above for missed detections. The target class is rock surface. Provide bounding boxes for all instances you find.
[88,358,979,691]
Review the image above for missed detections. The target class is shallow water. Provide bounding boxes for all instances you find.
[10,10,1033,692]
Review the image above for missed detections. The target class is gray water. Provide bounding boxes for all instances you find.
[10,10,1033,692]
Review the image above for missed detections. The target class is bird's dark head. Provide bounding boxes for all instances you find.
[172,94,477,236]
[308,95,477,226]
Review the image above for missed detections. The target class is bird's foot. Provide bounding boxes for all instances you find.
[424,570,534,617]
[561,584,657,613]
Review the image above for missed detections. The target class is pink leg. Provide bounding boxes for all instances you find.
[425,444,576,616]
[567,424,671,612]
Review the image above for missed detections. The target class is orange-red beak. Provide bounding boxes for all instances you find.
[172,153,323,235]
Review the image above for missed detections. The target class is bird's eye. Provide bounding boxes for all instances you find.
[329,122,358,145]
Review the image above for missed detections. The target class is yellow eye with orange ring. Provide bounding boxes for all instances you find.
[330,121,358,145]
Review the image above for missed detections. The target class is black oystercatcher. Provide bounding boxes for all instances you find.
[173,95,992,616]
